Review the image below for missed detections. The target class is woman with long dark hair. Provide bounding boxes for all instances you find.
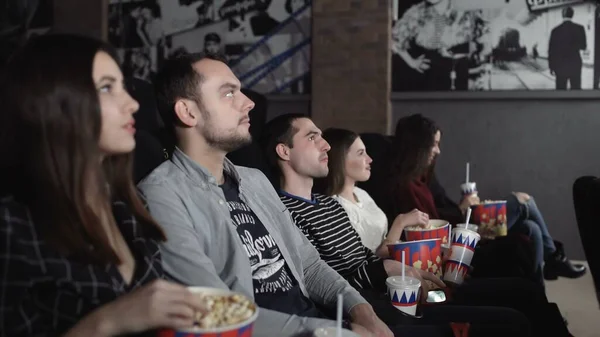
[0,34,203,336]
[384,114,479,223]
[385,114,585,284]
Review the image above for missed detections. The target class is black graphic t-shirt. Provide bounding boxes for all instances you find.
[220,174,320,317]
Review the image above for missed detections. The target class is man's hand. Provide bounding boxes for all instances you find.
[349,304,393,337]
[384,260,446,302]
[405,267,446,302]
[350,323,373,337]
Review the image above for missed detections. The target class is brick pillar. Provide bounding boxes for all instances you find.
[53,0,108,40]
[311,0,392,134]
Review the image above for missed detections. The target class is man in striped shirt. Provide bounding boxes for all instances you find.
[260,114,444,295]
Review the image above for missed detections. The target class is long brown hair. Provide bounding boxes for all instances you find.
[389,114,441,188]
[314,128,359,196]
[0,34,165,264]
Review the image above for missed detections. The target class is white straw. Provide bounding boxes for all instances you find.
[465,208,472,226]
[336,294,343,337]
[402,251,406,280]
[466,162,470,184]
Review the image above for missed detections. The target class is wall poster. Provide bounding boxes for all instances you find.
[391,0,599,91]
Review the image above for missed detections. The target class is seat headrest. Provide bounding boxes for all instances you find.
[133,130,167,184]
[126,77,163,134]
[242,88,267,140]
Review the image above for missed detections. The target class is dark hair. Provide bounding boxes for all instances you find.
[153,52,227,145]
[259,113,306,187]
[0,34,165,264]
[314,128,359,196]
[389,114,441,189]
[562,6,574,18]
[204,33,221,44]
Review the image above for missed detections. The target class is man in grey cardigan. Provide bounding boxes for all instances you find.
[137,53,392,337]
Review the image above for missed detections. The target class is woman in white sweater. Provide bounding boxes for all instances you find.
[315,128,429,258]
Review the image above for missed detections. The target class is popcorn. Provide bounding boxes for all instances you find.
[193,293,256,329]
[413,261,423,270]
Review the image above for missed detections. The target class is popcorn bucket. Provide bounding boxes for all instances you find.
[470,200,507,240]
[157,287,258,337]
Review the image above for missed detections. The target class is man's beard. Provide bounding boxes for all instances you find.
[197,103,252,153]
[200,122,252,153]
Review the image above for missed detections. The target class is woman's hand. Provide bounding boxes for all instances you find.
[66,279,206,336]
[387,209,429,242]
[383,260,446,303]
[393,209,429,229]
[459,194,480,214]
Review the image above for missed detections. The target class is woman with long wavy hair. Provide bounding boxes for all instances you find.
[0,34,203,336]
[383,114,479,224]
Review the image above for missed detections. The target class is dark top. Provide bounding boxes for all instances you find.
[429,175,465,225]
[549,20,586,72]
[0,195,165,337]
[220,175,320,317]
[383,174,464,227]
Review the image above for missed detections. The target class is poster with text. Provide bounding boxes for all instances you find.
[391,0,598,91]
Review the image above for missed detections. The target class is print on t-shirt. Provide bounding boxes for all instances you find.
[227,200,294,294]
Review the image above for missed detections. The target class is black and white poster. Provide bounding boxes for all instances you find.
[117,47,159,82]
[109,0,311,94]
[109,0,164,48]
[391,0,598,91]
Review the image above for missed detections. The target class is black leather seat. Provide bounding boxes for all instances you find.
[357,133,394,211]
[573,176,600,307]
[226,89,272,181]
[126,77,167,183]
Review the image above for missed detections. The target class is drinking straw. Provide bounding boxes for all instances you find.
[466,162,470,184]
[402,251,406,280]
[336,294,343,337]
[465,207,472,227]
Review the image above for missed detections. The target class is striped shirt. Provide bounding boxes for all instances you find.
[279,192,388,292]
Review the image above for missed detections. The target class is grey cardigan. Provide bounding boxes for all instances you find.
[137,148,367,336]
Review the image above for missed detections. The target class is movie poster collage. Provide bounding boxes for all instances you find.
[109,0,311,94]
[392,0,600,91]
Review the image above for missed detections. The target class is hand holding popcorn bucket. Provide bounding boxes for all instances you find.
[157,287,258,337]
